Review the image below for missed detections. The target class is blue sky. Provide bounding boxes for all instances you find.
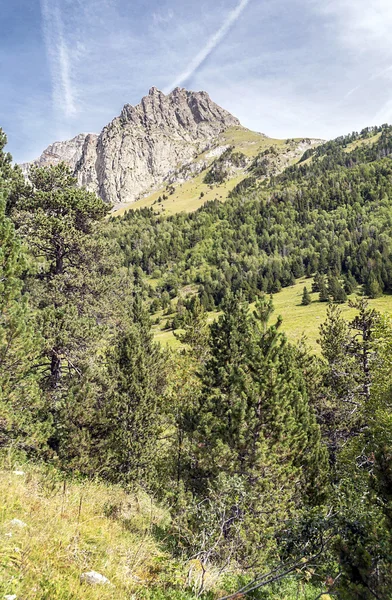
[2,0,392,162]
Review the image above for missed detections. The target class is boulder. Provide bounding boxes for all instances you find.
[9,519,27,529]
[80,571,110,585]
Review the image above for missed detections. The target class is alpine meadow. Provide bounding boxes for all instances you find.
[2,8,392,598]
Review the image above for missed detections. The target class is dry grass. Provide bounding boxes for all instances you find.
[0,461,173,599]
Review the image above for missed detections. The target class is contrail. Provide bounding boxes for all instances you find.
[164,0,251,93]
[40,0,77,117]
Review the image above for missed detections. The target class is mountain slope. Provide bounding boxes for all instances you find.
[106,124,392,345]
[20,88,321,211]
[115,127,321,216]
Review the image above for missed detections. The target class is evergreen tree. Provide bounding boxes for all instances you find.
[175,294,328,570]
[317,300,379,470]
[312,272,322,293]
[301,286,311,305]
[0,150,49,453]
[319,276,329,302]
[11,163,111,391]
[334,283,347,303]
[343,271,357,295]
[365,273,382,298]
[97,299,168,489]
[174,296,210,363]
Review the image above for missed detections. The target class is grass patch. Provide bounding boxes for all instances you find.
[343,132,382,153]
[271,278,392,351]
[0,462,177,599]
[152,279,392,353]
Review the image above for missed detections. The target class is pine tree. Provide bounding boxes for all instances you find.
[319,276,329,302]
[249,296,328,503]
[334,283,347,303]
[0,159,49,454]
[365,273,382,298]
[174,296,210,363]
[312,272,322,293]
[343,271,357,295]
[11,163,111,390]
[317,300,379,470]
[189,293,328,498]
[301,286,311,305]
[175,294,328,570]
[98,299,168,489]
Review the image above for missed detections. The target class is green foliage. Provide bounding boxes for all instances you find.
[0,137,49,454]
[301,286,311,305]
[108,124,392,315]
[3,123,392,597]
[95,300,168,489]
[171,295,328,574]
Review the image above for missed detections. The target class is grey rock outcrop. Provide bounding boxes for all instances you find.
[76,87,241,204]
[20,133,90,178]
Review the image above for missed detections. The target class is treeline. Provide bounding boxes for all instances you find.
[1,127,392,598]
[108,124,392,311]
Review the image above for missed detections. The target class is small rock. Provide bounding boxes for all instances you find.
[4,532,13,538]
[12,471,25,476]
[9,519,27,529]
[4,595,17,600]
[80,571,110,585]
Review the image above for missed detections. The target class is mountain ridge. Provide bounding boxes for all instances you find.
[20,88,320,210]
[20,87,241,205]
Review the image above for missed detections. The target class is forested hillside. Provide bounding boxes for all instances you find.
[1,124,392,599]
[108,125,392,312]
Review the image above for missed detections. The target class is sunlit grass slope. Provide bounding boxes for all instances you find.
[153,279,392,352]
[0,463,177,600]
[0,461,327,600]
[112,127,316,218]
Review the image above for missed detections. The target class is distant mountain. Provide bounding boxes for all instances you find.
[20,133,90,179]
[20,87,320,209]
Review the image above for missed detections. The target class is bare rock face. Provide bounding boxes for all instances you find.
[20,133,91,179]
[76,87,241,204]
[20,88,241,205]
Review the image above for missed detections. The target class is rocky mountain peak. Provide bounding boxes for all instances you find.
[20,88,242,205]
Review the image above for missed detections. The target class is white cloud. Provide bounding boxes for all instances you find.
[319,0,392,51]
[164,0,251,93]
[40,0,77,118]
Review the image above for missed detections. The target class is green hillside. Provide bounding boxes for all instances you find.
[151,278,392,351]
[112,127,321,217]
[0,461,326,600]
[3,121,392,599]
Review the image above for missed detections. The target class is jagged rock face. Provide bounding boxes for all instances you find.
[75,87,241,204]
[21,88,240,204]
[20,133,91,179]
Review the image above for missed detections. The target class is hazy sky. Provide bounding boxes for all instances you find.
[2,0,392,162]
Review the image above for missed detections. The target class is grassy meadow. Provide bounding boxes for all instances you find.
[152,278,392,352]
[0,460,327,600]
